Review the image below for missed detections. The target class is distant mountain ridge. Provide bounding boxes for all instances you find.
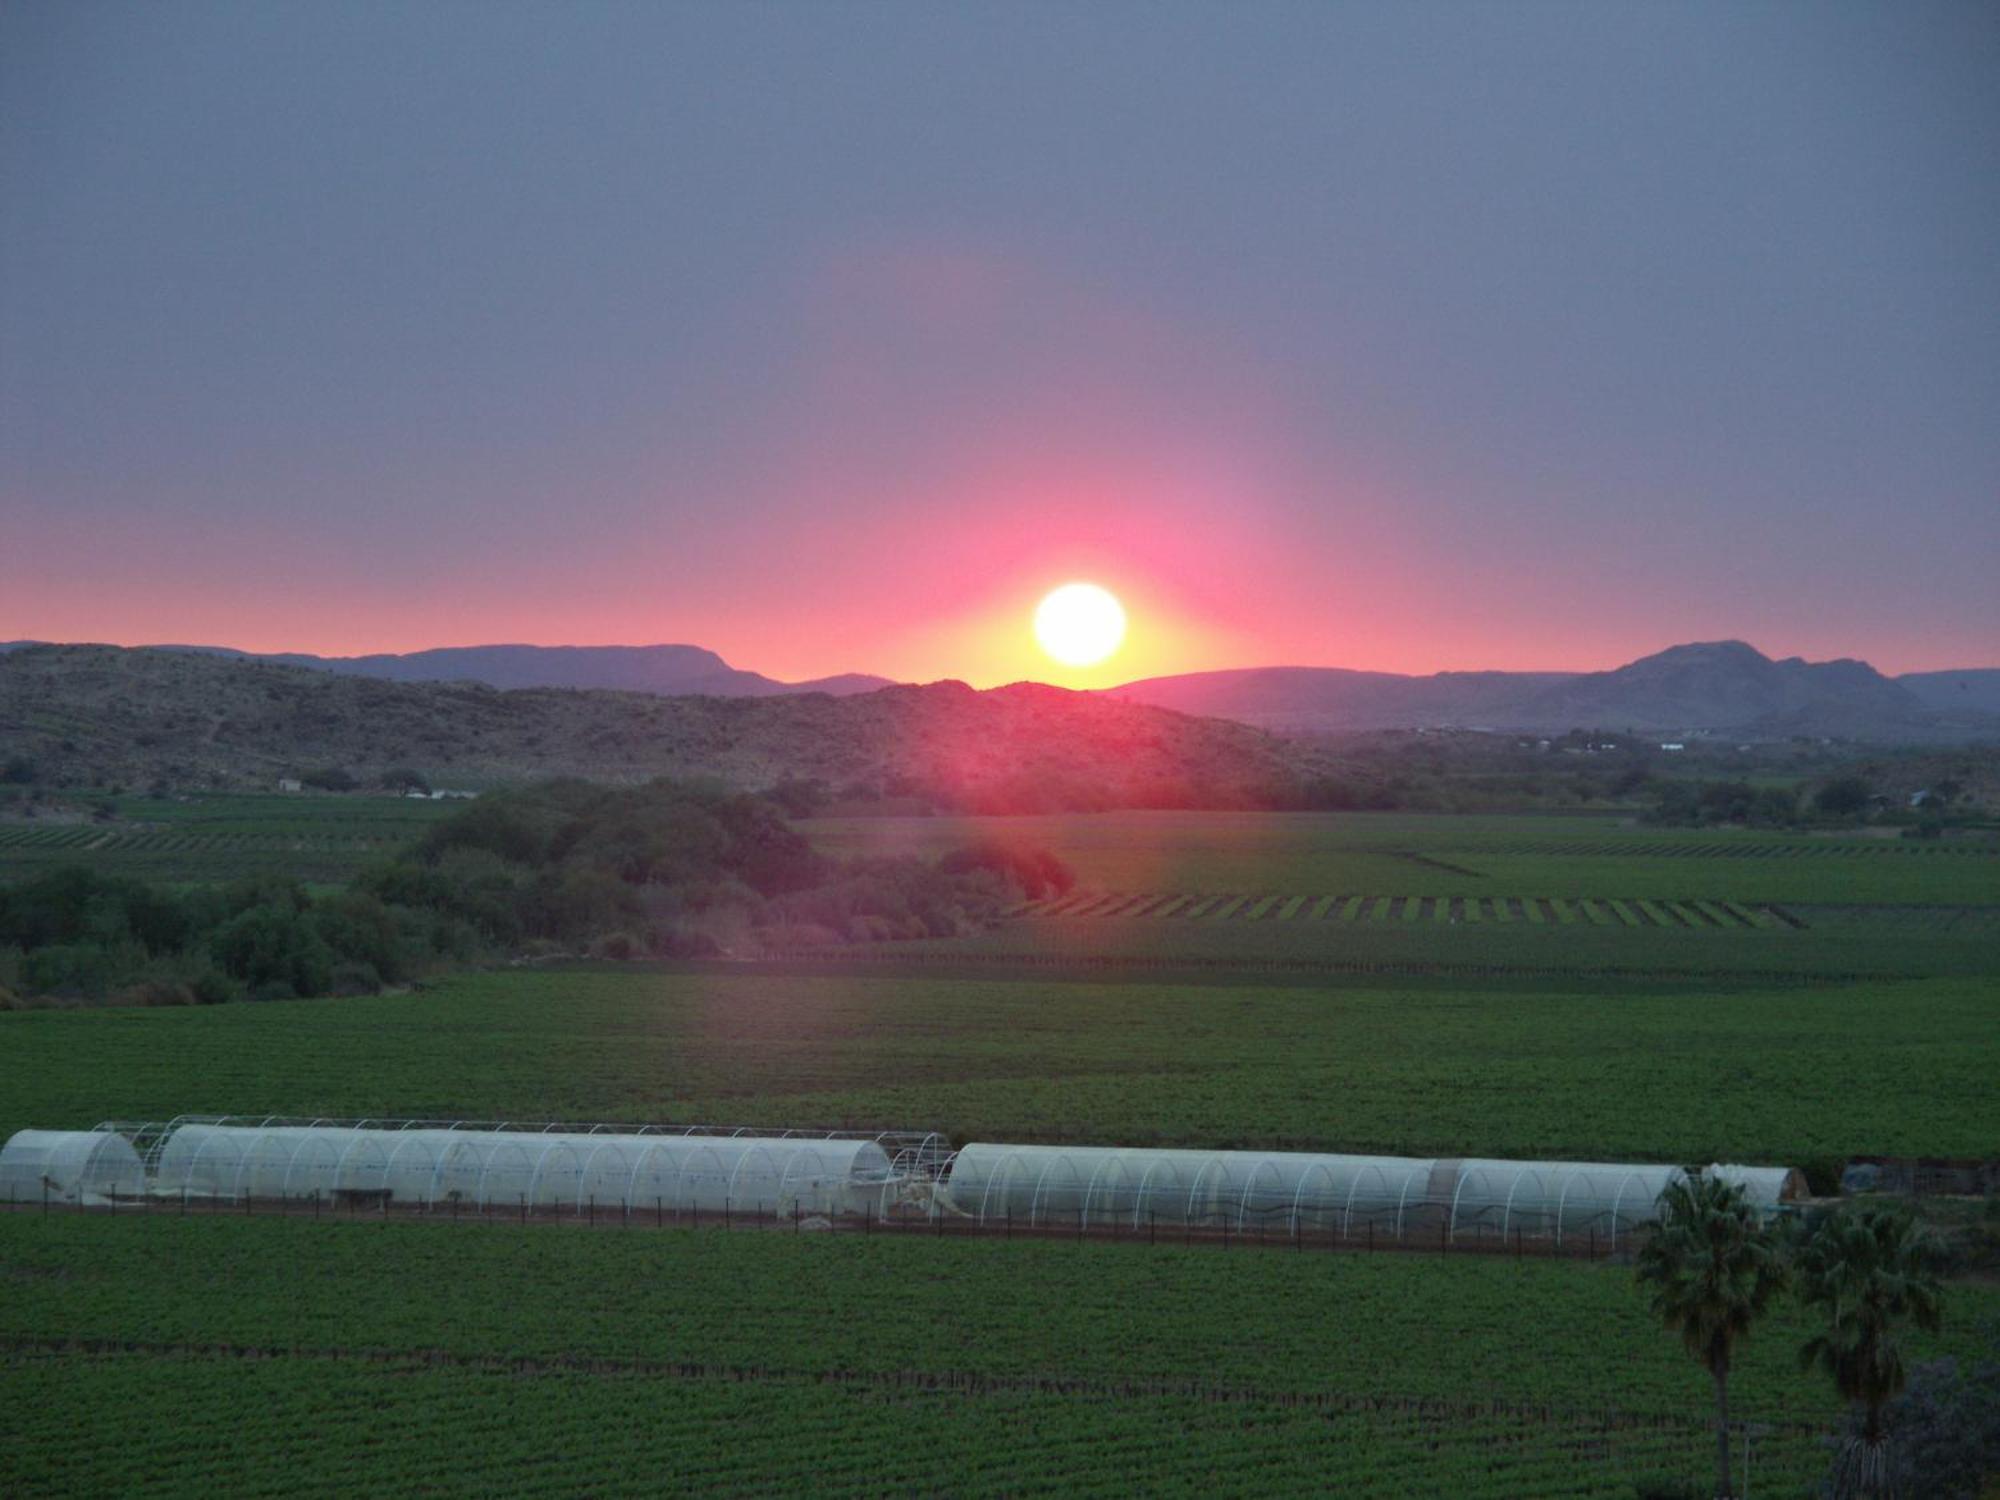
[1111,641,1999,741]
[0,644,1311,809]
[2,636,1993,740]
[0,641,893,698]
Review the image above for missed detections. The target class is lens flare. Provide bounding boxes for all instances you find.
[1034,582,1126,667]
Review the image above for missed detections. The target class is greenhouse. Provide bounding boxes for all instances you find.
[0,1129,146,1207]
[939,1144,1804,1246]
[2,1117,1805,1246]
[4,1118,933,1216]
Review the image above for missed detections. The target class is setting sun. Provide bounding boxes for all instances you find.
[1033,582,1127,668]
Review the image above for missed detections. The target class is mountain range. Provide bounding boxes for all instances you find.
[0,642,891,699]
[3,637,1995,742]
[1110,642,2000,741]
[0,644,1308,809]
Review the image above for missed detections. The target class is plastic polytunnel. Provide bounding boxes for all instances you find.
[148,1123,904,1214]
[0,1129,146,1207]
[940,1145,1803,1246]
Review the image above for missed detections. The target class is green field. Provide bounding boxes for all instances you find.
[809,811,2000,907]
[5,807,1996,1496]
[5,1216,1994,1497]
[809,811,2000,983]
[0,793,451,884]
[4,968,1994,1168]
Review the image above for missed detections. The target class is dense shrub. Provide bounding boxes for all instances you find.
[0,777,1068,1002]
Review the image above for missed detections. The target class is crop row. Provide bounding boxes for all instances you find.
[1400,839,1998,860]
[0,1346,1810,1498]
[6,970,1996,1163]
[0,826,393,851]
[8,1215,1993,1426]
[1024,891,1786,930]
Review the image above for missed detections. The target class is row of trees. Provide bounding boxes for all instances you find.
[1638,1176,1965,1498]
[0,778,1076,1005]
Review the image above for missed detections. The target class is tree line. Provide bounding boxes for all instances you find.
[0,778,1073,1007]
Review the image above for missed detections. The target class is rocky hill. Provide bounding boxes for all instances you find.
[0,640,892,698]
[1900,669,2000,717]
[1112,642,1999,742]
[0,645,1312,810]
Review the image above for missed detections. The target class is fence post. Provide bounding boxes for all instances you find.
[1148,1210,1155,1247]
[315,1190,321,1220]
[181,1187,187,1217]
[724,1198,730,1232]
[656,1196,663,1228]
[520,1193,526,1225]
[589,1194,595,1227]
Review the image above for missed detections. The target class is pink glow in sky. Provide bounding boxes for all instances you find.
[4,7,1995,682]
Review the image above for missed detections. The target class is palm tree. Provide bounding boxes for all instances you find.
[1634,1172,1789,1499]
[1795,1207,1944,1498]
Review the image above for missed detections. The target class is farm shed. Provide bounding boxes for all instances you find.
[132,1119,913,1215]
[940,1144,1802,1246]
[0,1129,145,1206]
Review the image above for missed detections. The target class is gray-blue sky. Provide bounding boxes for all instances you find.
[3,0,1995,682]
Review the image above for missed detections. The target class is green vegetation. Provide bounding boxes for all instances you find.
[0,782,1072,1004]
[2,1216,1994,1497]
[3,804,1994,1497]
[1635,1176,1792,1497]
[3,969,1994,1164]
[1796,1207,1946,1496]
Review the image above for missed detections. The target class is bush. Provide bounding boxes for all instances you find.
[1814,776,1875,819]
[1826,1351,2000,1499]
[300,766,358,792]
[937,841,1075,900]
[209,902,335,997]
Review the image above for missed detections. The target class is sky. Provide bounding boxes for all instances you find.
[2,1,1996,687]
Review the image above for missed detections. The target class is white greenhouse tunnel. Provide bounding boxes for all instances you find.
[1,1121,909,1216]
[938,1144,1804,1245]
[152,1125,901,1213]
[0,1120,1805,1244]
[0,1129,146,1207]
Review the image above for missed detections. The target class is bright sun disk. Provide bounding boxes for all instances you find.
[1034,582,1126,667]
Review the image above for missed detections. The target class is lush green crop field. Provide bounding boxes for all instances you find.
[7,808,1994,1496]
[808,811,2000,906]
[5,1216,1993,1497]
[4,969,1994,1163]
[0,794,451,884]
